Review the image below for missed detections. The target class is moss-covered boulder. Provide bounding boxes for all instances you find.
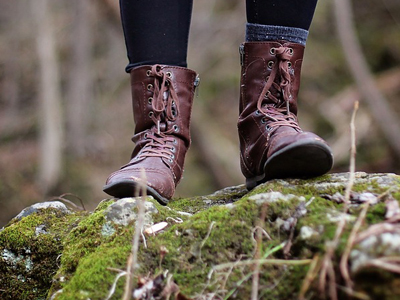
[1,172,400,299]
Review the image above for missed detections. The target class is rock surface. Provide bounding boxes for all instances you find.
[1,172,400,299]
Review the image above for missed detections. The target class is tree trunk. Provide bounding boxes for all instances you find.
[333,0,400,159]
[31,0,64,193]
[66,0,93,157]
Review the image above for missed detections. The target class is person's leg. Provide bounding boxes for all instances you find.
[104,1,199,204]
[246,0,317,30]
[120,0,193,71]
[239,0,333,190]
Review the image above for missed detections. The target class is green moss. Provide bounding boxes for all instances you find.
[365,202,387,224]
[4,173,400,299]
[59,207,110,274]
[0,208,87,300]
[58,240,132,300]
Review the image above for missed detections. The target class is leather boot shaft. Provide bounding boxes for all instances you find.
[238,41,333,187]
[239,41,304,117]
[129,65,198,183]
[104,65,199,203]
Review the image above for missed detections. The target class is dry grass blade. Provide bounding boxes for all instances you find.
[340,96,361,292]
[49,192,86,211]
[344,100,359,206]
[199,221,216,262]
[340,201,370,291]
[213,258,312,272]
[365,259,400,274]
[122,169,147,300]
[318,100,359,298]
[105,271,127,300]
[299,254,321,300]
[336,285,371,300]
[251,203,268,300]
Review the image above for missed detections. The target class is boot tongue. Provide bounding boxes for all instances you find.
[274,124,298,135]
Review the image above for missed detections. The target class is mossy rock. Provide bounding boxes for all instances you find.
[1,172,400,299]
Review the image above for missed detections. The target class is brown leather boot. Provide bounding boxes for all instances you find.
[238,41,333,190]
[103,64,199,204]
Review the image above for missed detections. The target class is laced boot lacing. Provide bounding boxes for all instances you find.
[256,46,302,136]
[134,65,180,164]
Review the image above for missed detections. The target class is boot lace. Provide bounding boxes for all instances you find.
[256,46,301,133]
[136,65,179,163]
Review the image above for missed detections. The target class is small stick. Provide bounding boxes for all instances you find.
[340,200,370,290]
[299,254,321,300]
[49,192,86,211]
[213,258,312,271]
[122,169,147,300]
[105,271,127,300]
[365,259,400,274]
[343,100,359,206]
[327,259,338,300]
[199,221,216,262]
[251,203,268,300]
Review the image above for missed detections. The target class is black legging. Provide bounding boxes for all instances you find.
[120,0,318,71]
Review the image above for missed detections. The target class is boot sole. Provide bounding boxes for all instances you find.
[103,180,169,205]
[246,139,334,190]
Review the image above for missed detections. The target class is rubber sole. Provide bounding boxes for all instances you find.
[246,139,334,190]
[103,180,169,205]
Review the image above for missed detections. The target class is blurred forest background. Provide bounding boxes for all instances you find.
[0,0,400,226]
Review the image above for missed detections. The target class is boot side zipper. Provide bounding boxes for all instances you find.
[194,75,200,97]
[239,44,245,66]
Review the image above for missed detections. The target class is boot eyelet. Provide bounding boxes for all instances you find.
[288,62,292,69]
[270,48,276,55]
[144,133,148,139]
[266,125,271,131]
[288,48,294,55]
[265,76,270,81]
[171,146,176,152]
[173,139,177,144]
[149,111,154,117]
[173,125,179,132]
[261,118,266,124]
[267,61,274,69]
[147,84,153,91]
[146,70,151,76]
[170,154,175,159]
[255,110,260,116]
[148,97,153,104]
[166,71,172,78]
[168,159,173,163]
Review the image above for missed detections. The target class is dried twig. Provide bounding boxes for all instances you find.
[105,271,127,300]
[318,100,359,299]
[299,254,321,300]
[336,285,371,300]
[344,101,359,206]
[49,193,86,211]
[251,203,268,300]
[213,258,312,272]
[355,223,400,243]
[338,101,360,291]
[122,169,147,300]
[199,221,216,262]
[327,259,337,300]
[364,259,400,274]
[340,200,370,290]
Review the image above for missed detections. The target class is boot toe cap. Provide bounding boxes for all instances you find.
[103,166,175,203]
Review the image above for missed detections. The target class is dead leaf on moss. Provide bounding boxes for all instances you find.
[133,272,192,300]
[385,198,400,220]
